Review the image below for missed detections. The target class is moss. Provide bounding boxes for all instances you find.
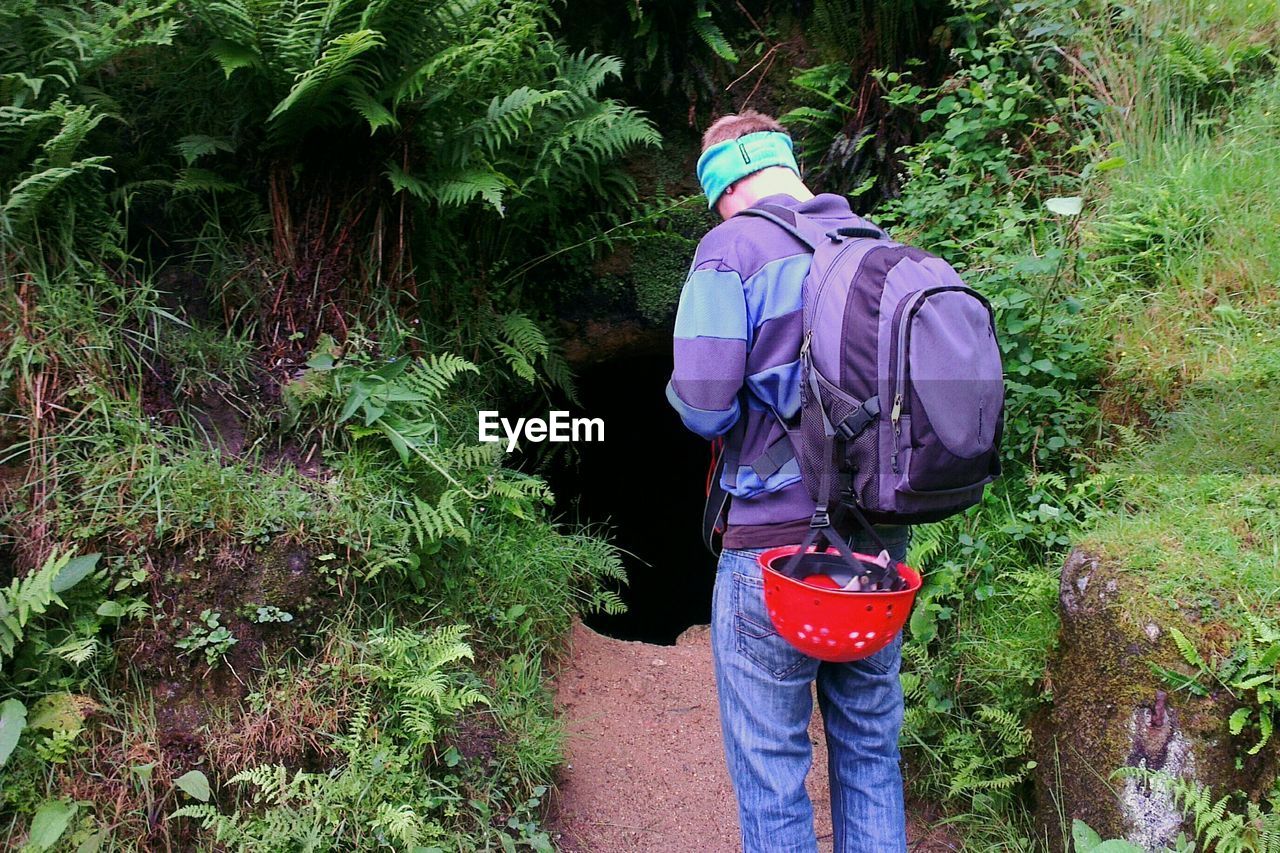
[631,231,695,324]
[1034,548,1275,848]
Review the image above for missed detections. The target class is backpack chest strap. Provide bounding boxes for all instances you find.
[749,396,880,481]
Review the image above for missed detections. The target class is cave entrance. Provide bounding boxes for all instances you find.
[544,347,716,645]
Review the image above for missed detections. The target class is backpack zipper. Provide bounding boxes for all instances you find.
[888,285,984,472]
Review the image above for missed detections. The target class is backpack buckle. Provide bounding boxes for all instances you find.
[835,396,880,440]
[810,508,830,528]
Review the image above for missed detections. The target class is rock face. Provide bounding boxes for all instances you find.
[1033,548,1274,850]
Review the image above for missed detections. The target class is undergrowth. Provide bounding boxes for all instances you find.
[2,0,1278,848]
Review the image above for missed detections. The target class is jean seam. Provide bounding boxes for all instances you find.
[731,571,807,681]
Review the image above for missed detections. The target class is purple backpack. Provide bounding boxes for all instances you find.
[739,203,1004,528]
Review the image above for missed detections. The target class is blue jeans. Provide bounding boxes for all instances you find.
[711,530,910,853]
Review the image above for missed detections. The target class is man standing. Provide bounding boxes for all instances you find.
[666,110,910,853]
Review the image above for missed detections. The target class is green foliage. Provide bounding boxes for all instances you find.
[172,623,493,850]
[620,0,738,92]
[0,552,100,667]
[1159,28,1274,109]
[1115,771,1280,853]
[191,0,659,224]
[0,697,25,768]
[1072,818,1148,852]
[1156,614,1280,756]
[0,0,638,848]
[175,609,239,668]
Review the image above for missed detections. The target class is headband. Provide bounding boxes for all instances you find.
[696,131,801,209]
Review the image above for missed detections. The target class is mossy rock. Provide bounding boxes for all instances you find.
[1033,548,1276,850]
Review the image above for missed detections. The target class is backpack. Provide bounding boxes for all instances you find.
[734,203,1005,531]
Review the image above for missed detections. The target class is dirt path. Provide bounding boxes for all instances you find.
[549,621,953,852]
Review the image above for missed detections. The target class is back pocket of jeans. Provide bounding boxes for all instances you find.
[732,571,807,680]
[849,630,903,676]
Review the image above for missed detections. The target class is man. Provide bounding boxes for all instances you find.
[666,110,910,853]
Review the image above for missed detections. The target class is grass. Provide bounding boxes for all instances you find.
[1088,77,1280,415]
[1080,67,1280,629]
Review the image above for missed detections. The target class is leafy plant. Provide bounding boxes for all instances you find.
[247,605,293,624]
[173,623,490,849]
[0,552,100,667]
[1156,614,1280,756]
[1115,771,1280,853]
[175,609,238,668]
[1072,818,1148,852]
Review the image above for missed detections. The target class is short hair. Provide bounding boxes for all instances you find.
[701,110,788,150]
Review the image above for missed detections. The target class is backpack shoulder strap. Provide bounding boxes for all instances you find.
[737,203,889,250]
[735,204,825,251]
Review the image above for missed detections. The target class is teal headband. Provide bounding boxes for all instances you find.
[696,131,800,209]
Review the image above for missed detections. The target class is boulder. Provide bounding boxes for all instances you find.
[1032,548,1275,850]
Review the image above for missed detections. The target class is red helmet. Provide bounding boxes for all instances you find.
[758,543,921,663]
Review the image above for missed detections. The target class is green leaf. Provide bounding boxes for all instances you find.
[690,17,737,62]
[1092,841,1146,852]
[1095,156,1127,172]
[1045,196,1083,216]
[1229,706,1251,735]
[96,601,126,618]
[1072,818,1103,851]
[1248,712,1272,754]
[1168,627,1209,671]
[24,800,76,851]
[175,770,211,801]
[338,388,368,423]
[76,829,107,853]
[209,39,258,78]
[52,553,100,593]
[1232,673,1273,691]
[909,603,937,644]
[0,699,27,768]
[380,423,411,464]
[29,693,86,734]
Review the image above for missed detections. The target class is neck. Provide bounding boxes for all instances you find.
[745,168,815,205]
[718,167,815,218]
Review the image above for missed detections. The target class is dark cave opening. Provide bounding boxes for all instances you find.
[543,347,717,645]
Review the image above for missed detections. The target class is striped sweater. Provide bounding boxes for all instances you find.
[666,192,860,546]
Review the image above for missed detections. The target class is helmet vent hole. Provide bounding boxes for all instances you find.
[865,605,873,612]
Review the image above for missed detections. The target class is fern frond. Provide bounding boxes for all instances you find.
[1168,626,1209,672]
[405,353,478,399]
[0,551,99,663]
[690,9,737,62]
[2,157,112,224]
[267,29,387,131]
[431,165,510,213]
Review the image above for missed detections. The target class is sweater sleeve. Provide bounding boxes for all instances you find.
[666,258,749,440]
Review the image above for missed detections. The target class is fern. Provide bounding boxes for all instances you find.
[267,28,387,131]
[174,624,484,846]
[0,551,100,665]
[1169,626,1210,672]
[1121,771,1280,853]
[406,490,471,547]
[1158,614,1280,755]
[690,5,736,62]
[360,624,488,747]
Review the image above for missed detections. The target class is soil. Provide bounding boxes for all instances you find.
[549,621,957,852]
